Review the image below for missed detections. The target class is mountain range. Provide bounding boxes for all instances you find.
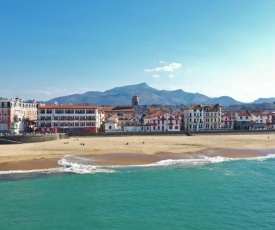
[46,83,274,106]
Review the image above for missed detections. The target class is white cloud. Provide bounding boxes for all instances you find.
[152,74,160,78]
[145,62,182,73]
[159,61,167,64]
[168,74,174,78]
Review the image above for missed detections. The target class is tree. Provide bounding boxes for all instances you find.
[99,122,105,132]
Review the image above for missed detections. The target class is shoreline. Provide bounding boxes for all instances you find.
[1,134,275,171]
[0,148,274,171]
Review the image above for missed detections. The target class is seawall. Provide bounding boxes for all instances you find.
[0,133,68,145]
[69,129,275,137]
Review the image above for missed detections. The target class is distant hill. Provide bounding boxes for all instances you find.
[204,96,242,106]
[224,102,275,111]
[253,98,275,104]
[46,82,243,106]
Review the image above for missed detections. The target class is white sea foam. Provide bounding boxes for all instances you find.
[58,158,115,174]
[110,153,275,168]
[129,156,232,168]
[0,156,115,175]
[245,153,275,161]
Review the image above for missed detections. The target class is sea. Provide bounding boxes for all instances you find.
[1,154,275,230]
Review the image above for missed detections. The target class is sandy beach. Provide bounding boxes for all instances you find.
[0,134,275,170]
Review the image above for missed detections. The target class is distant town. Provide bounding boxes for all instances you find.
[0,95,275,135]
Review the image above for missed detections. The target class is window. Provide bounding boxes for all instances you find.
[109,126,112,129]
[65,109,74,114]
[56,109,64,114]
[75,109,85,114]
[86,110,95,114]
[169,125,173,129]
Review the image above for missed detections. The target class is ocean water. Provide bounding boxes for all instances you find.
[1,156,275,230]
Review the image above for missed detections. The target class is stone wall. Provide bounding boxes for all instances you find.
[69,129,275,137]
[0,134,60,145]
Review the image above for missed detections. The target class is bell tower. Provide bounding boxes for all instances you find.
[132,95,139,106]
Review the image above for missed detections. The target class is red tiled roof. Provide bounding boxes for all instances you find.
[38,105,97,109]
[105,120,118,124]
[236,111,251,116]
[98,106,134,113]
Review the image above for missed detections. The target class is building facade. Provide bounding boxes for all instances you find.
[104,115,122,132]
[221,113,234,130]
[182,104,222,132]
[233,111,252,130]
[142,112,181,132]
[37,105,103,133]
[0,97,43,134]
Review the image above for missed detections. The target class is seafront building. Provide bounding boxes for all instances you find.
[0,97,44,134]
[37,105,104,133]
[182,104,222,132]
[142,112,181,132]
[104,114,121,132]
[221,112,234,130]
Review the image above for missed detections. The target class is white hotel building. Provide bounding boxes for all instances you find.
[182,104,222,132]
[37,105,104,133]
[0,97,43,134]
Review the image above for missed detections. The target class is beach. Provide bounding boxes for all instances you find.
[0,134,275,171]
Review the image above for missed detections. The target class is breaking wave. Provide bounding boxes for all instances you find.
[58,158,115,174]
[1,154,275,175]
[112,153,275,168]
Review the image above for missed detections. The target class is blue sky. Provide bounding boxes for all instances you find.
[1,0,275,103]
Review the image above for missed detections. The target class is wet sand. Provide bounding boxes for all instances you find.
[0,134,275,171]
[89,148,274,166]
[0,158,60,171]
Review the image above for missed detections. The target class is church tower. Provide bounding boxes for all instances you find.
[132,95,139,106]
